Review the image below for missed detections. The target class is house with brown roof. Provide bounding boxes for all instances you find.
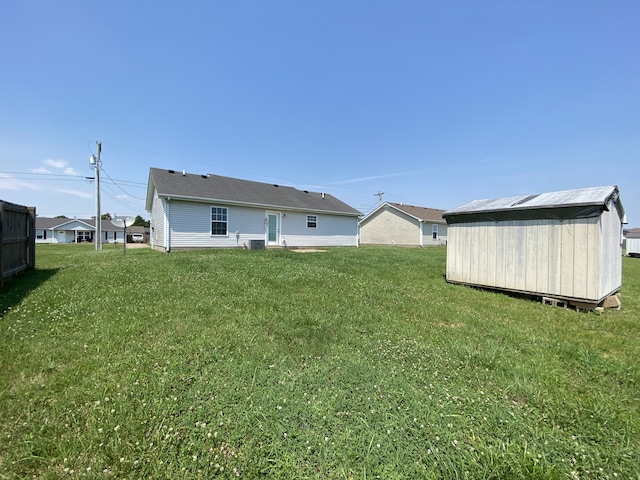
[359,202,447,247]
[145,168,361,251]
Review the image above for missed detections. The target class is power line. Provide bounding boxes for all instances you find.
[101,168,146,200]
[0,171,90,179]
[0,170,147,187]
[101,183,146,212]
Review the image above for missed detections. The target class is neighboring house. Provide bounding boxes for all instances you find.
[145,167,361,251]
[443,185,626,306]
[625,228,640,257]
[359,202,447,247]
[35,217,144,244]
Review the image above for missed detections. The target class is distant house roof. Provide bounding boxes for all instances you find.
[145,167,361,216]
[35,217,76,229]
[444,185,625,224]
[386,202,446,222]
[626,228,640,239]
[36,217,143,232]
[361,202,446,223]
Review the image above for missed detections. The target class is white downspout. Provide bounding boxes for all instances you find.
[419,221,424,247]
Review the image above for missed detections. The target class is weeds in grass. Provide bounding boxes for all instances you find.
[1,245,639,478]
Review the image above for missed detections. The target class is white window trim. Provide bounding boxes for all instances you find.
[211,206,229,236]
[306,214,318,229]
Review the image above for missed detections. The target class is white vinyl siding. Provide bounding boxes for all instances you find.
[151,190,166,249]
[153,198,359,250]
[281,212,358,247]
[168,201,264,249]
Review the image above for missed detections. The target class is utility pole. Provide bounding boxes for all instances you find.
[90,142,102,251]
[374,191,384,205]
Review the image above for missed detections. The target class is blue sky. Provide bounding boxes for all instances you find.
[1,1,638,225]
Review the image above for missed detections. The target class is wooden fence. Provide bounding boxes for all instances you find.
[0,200,36,288]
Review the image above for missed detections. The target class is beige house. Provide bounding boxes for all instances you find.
[359,202,447,247]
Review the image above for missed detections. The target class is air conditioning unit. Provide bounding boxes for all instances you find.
[249,239,265,250]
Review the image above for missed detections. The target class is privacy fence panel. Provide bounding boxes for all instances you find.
[0,200,36,288]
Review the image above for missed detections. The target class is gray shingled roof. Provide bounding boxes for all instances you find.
[146,168,361,216]
[443,185,624,224]
[36,217,144,232]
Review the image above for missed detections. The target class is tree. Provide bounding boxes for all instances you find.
[133,215,150,227]
[55,215,68,218]
[101,213,112,220]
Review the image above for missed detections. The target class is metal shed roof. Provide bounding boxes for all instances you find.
[444,185,625,224]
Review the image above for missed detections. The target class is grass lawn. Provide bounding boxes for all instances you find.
[1,244,639,479]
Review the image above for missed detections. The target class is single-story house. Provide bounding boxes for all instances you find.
[145,168,362,251]
[359,202,447,247]
[443,185,626,306]
[35,217,148,244]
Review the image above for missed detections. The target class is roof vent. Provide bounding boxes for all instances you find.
[182,170,186,176]
[273,184,279,187]
[321,192,325,199]
[168,169,175,174]
[201,174,207,178]
[304,190,309,193]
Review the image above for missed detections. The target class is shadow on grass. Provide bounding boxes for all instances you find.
[0,268,59,318]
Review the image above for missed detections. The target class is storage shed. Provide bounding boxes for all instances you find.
[443,185,626,306]
[627,230,640,257]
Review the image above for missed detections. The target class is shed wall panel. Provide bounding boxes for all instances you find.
[628,238,640,256]
[524,221,538,293]
[445,214,616,302]
[535,221,549,294]
[598,207,623,296]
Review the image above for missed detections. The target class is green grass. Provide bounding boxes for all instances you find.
[1,244,639,479]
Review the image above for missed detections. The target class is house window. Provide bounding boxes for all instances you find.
[77,231,92,242]
[307,215,318,228]
[36,229,46,240]
[211,207,228,235]
[432,224,438,240]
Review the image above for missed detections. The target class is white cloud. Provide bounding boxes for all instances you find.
[56,188,93,199]
[44,158,69,169]
[0,174,42,191]
[330,170,416,185]
[42,159,80,176]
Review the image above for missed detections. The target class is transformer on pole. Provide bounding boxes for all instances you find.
[90,141,102,251]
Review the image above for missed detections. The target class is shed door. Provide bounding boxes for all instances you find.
[267,213,279,246]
